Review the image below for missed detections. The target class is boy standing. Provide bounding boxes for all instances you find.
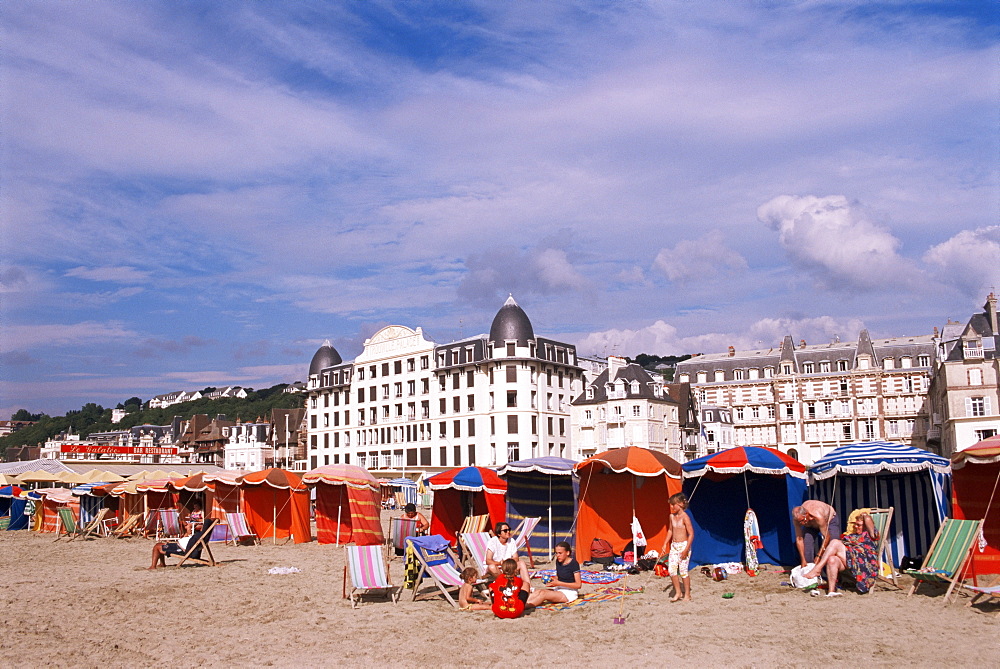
[661,492,694,602]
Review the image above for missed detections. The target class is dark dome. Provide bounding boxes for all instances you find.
[309,340,342,376]
[489,295,535,345]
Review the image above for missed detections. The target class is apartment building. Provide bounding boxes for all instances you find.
[674,330,935,464]
[305,296,584,472]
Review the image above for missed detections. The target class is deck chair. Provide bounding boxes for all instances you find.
[905,518,983,603]
[866,507,898,589]
[76,508,109,540]
[0,517,8,531]
[223,511,260,545]
[171,519,220,567]
[111,513,141,538]
[344,544,400,608]
[459,514,488,536]
[965,575,1000,616]
[155,509,183,541]
[512,516,541,565]
[387,516,420,560]
[394,492,406,509]
[54,507,80,541]
[408,535,485,608]
[460,531,492,576]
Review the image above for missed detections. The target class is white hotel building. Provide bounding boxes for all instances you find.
[674,330,935,464]
[305,297,585,472]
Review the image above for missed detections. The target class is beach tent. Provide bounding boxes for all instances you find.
[1,487,29,530]
[952,436,1000,577]
[385,477,419,506]
[682,446,807,567]
[809,440,952,565]
[425,467,507,546]
[303,465,384,546]
[71,482,118,526]
[239,468,311,544]
[168,471,244,542]
[574,447,682,562]
[31,488,77,533]
[497,457,578,561]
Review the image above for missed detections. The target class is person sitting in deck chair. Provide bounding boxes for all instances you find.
[485,522,532,585]
[149,524,199,569]
[403,503,430,534]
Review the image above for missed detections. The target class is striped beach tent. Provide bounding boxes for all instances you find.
[497,457,578,562]
[385,478,418,506]
[71,482,116,526]
[809,441,951,566]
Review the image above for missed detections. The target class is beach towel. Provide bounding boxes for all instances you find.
[537,585,644,611]
[531,569,622,585]
[744,509,761,574]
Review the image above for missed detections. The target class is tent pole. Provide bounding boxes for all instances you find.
[336,485,343,546]
[272,488,277,545]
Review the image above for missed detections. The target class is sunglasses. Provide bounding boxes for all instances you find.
[499,527,511,533]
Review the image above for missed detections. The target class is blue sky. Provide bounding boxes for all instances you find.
[1,1,998,417]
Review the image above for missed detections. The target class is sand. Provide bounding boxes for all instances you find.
[2,517,998,668]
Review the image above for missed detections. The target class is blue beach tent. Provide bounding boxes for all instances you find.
[1,486,30,530]
[385,477,418,506]
[497,457,578,562]
[682,447,807,567]
[809,441,951,565]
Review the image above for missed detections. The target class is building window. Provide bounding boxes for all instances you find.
[468,419,476,437]
[506,342,516,356]
[751,406,760,419]
[883,358,894,370]
[969,369,984,386]
[714,371,725,382]
[632,405,641,416]
[767,405,775,419]
[468,394,475,411]
[807,403,816,419]
[735,407,744,422]
[918,355,930,367]
[842,423,853,440]
[837,360,848,371]
[697,372,707,383]
[803,362,815,373]
[784,404,794,419]
[864,420,875,440]
[506,365,517,383]
[734,369,745,380]
[507,415,518,434]
[763,367,774,378]
[975,428,998,441]
[507,391,517,408]
[507,442,520,462]
[901,357,912,369]
[967,397,988,417]
[819,361,830,373]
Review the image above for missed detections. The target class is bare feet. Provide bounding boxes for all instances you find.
[669,593,681,602]
[683,594,692,601]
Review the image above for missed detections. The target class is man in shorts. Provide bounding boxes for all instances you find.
[793,500,841,567]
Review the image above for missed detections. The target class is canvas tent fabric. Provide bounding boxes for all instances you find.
[303,465,384,546]
[682,447,807,567]
[425,467,507,546]
[809,441,952,566]
[239,468,311,544]
[1,486,29,530]
[497,457,578,561]
[952,436,1000,577]
[574,447,682,562]
[386,478,419,506]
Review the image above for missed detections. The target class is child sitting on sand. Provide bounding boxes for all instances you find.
[458,567,491,611]
[660,492,695,602]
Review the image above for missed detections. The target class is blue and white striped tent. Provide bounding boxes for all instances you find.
[71,482,115,526]
[809,441,952,566]
[385,477,418,506]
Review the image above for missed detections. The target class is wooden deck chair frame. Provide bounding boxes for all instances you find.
[458,514,488,536]
[387,516,420,561]
[394,492,406,509]
[54,507,79,541]
[965,574,1000,617]
[173,519,220,568]
[111,513,141,538]
[905,518,983,604]
[865,507,897,590]
[343,544,400,608]
[512,517,541,565]
[223,511,260,546]
[409,542,484,608]
[76,508,109,540]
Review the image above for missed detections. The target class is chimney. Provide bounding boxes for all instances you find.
[799,339,806,349]
[728,346,735,357]
[607,355,627,377]
[985,292,998,335]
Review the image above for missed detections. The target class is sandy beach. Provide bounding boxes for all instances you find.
[2,515,998,668]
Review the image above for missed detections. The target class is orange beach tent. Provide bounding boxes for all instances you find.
[302,465,383,546]
[574,447,682,562]
[239,468,310,544]
[952,436,1000,577]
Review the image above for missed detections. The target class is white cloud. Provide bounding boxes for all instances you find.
[458,244,589,305]
[1,321,139,353]
[757,194,919,290]
[653,230,747,283]
[923,226,1000,297]
[64,265,151,284]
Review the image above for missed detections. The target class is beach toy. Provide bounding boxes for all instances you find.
[722,592,734,599]
[612,574,627,624]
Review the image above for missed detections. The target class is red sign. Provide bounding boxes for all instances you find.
[60,444,178,456]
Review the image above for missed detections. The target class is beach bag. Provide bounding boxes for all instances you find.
[790,564,818,589]
[590,538,615,566]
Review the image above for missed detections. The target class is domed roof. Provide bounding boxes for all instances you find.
[489,295,535,345]
[309,340,342,376]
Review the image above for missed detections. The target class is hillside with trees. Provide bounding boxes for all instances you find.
[627,353,692,380]
[0,384,304,455]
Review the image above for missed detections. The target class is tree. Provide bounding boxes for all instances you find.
[11,409,42,422]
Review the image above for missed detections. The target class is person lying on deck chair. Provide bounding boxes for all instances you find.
[805,513,881,596]
[149,525,196,570]
[403,503,429,534]
[485,522,532,585]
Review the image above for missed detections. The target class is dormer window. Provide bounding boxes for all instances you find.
[586,387,594,400]
[964,339,984,359]
[630,381,639,394]
[803,362,815,373]
[819,361,830,373]
[882,358,894,370]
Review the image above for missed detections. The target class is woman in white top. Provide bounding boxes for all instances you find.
[485,522,531,586]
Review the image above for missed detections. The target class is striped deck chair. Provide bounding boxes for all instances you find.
[54,507,79,541]
[343,544,400,608]
[76,508,109,540]
[513,517,541,565]
[905,518,983,603]
[388,516,420,561]
[168,519,220,568]
[460,531,492,576]
[111,513,141,538]
[157,509,183,540]
[964,575,1000,616]
[0,517,8,531]
[408,535,485,608]
[224,511,260,545]
[867,507,897,589]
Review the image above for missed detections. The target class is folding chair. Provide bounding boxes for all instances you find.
[965,575,1000,616]
[54,507,79,541]
[394,492,406,509]
[512,516,541,565]
[459,514,488,535]
[111,514,141,538]
[76,508,109,540]
[459,531,492,576]
[156,509,183,541]
[866,507,898,589]
[905,518,984,603]
[408,535,486,608]
[387,516,419,561]
[223,511,260,545]
[344,544,400,608]
[172,519,220,567]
